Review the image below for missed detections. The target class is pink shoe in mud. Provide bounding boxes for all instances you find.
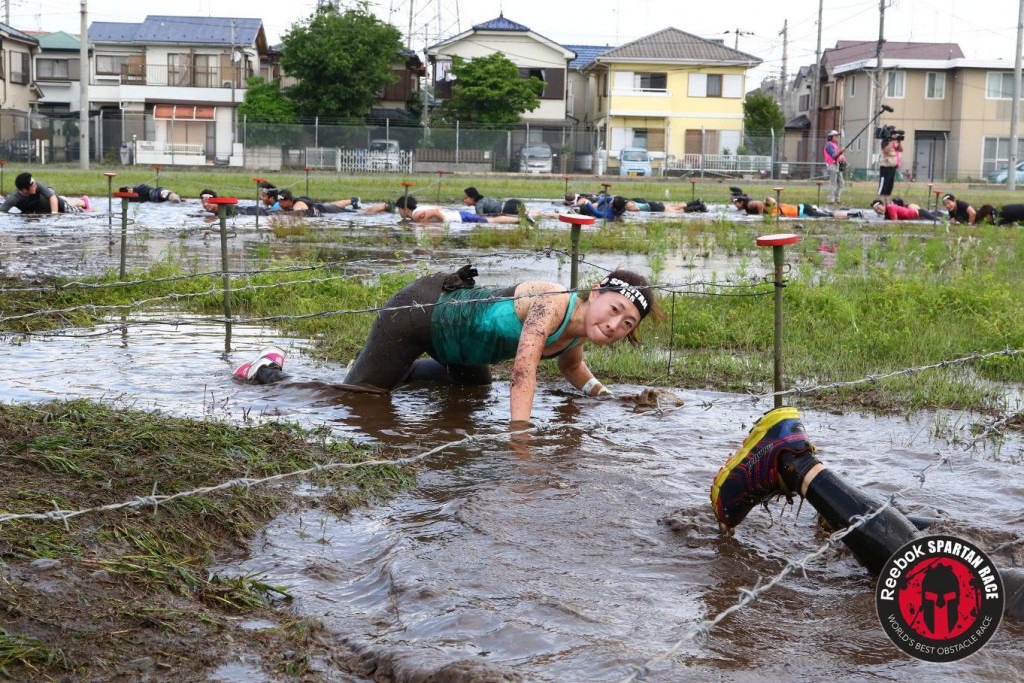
[234,346,285,381]
[81,195,93,211]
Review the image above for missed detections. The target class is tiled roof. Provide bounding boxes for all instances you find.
[89,16,262,45]
[0,21,40,44]
[472,14,530,32]
[823,40,964,70]
[36,31,82,50]
[594,27,760,65]
[564,44,613,70]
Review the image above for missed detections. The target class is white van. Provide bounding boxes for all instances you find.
[367,139,401,171]
[618,147,653,176]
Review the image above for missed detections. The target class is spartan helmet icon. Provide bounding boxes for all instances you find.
[921,563,960,635]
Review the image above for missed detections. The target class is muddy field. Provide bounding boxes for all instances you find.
[1,203,1021,681]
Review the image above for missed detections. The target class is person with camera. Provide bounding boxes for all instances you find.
[823,130,846,205]
[877,126,903,206]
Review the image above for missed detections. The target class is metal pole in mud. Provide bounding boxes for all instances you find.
[773,187,784,223]
[305,166,311,197]
[816,180,823,205]
[113,191,136,280]
[601,183,612,225]
[756,233,800,408]
[436,170,446,203]
[563,175,570,195]
[0,161,5,194]
[154,165,161,185]
[104,172,117,232]
[559,212,595,290]
[252,177,263,230]
[927,183,934,209]
[933,189,942,213]
[690,179,697,201]
[209,197,238,348]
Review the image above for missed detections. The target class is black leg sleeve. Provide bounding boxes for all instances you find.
[804,469,921,575]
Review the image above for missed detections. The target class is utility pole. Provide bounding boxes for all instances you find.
[809,0,822,167]
[230,19,237,147]
[79,0,90,169]
[1009,0,1023,192]
[724,29,754,51]
[779,20,788,96]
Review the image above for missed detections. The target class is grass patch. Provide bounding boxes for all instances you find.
[0,399,414,680]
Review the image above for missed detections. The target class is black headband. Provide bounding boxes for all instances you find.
[599,275,651,319]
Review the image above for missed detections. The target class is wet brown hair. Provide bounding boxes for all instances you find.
[580,268,662,346]
[975,205,997,224]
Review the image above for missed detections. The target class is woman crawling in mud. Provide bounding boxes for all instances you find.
[234,266,660,424]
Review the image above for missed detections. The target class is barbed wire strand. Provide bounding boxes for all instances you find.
[0,423,541,527]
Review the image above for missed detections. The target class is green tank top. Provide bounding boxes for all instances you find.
[430,287,579,365]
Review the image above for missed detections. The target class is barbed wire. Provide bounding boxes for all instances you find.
[0,423,541,527]
[617,408,1020,682]
[3,278,773,338]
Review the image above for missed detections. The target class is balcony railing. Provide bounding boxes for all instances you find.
[95,64,253,88]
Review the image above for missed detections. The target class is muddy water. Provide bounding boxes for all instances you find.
[0,199,891,285]
[2,317,1021,682]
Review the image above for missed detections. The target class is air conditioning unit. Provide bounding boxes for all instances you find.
[222,80,234,88]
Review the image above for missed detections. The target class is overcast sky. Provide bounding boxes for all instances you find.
[9,0,1021,85]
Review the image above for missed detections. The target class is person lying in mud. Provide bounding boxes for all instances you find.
[974,203,1024,226]
[198,190,272,216]
[731,195,767,215]
[275,189,365,216]
[764,197,863,219]
[711,406,1024,620]
[563,192,604,206]
[234,266,660,424]
[616,197,709,214]
[871,200,942,221]
[395,196,535,224]
[571,194,625,220]
[0,172,92,214]
[463,186,529,217]
[117,184,181,203]
[941,193,977,225]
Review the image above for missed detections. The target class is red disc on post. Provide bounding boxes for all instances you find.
[558,213,595,225]
[207,197,238,205]
[113,192,138,198]
[756,233,800,247]
[252,177,264,183]
[402,182,414,187]
[773,187,784,193]
[103,172,118,178]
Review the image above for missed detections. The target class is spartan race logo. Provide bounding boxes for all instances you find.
[875,534,1004,662]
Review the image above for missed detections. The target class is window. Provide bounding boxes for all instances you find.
[96,55,128,75]
[849,75,856,97]
[885,70,905,98]
[631,128,648,148]
[37,58,78,80]
[707,74,723,97]
[0,50,5,80]
[798,93,809,111]
[925,72,946,99]
[986,72,1015,99]
[168,53,192,86]
[633,72,667,91]
[821,83,831,107]
[982,136,1024,175]
[10,51,29,84]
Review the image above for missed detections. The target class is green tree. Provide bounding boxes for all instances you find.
[280,4,403,119]
[743,91,786,155]
[238,76,296,124]
[435,53,543,125]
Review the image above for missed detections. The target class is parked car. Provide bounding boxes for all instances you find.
[618,146,652,176]
[518,143,553,174]
[987,160,1024,183]
[367,139,401,171]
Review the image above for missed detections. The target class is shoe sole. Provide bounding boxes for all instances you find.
[710,406,801,522]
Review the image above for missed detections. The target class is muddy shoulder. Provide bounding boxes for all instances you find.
[0,399,414,681]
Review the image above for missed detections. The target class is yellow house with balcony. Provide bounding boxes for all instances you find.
[581,27,760,172]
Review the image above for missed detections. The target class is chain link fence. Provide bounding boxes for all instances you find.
[0,109,1003,183]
